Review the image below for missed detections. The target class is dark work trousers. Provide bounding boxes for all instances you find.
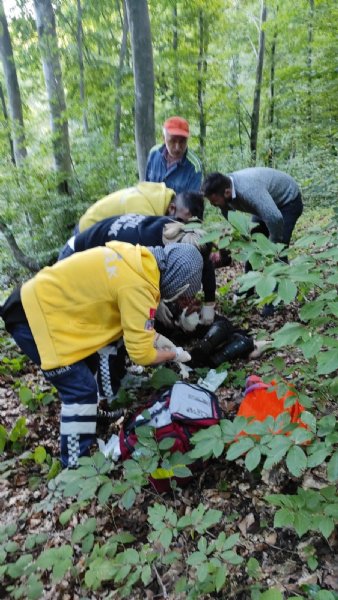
[245,194,303,272]
[10,323,99,468]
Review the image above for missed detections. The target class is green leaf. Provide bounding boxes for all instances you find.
[141,564,152,586]
[159,527,173,549]
[259,588,283,600]
[245,446,261,471]
[317,349,338,375]
[215,565,227,591]
[317,516,335,539]
[256,275,277,299]
[274,508,294,528]
[121,487,136,509]
[34,446,47,464]
[226,437,254,460]
[273,322,306,348]
[299,301,325,321]
[307,448,330,468]
[327,451,338,482]
[228,210,252,236]
[278,279,298,304]
[293,512,311,537]
[97,481,114,504]
[149,367,178,389]
[158,437,175,451]
[286,446,307,477]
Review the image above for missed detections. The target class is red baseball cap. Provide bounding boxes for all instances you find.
[163,116,189,138]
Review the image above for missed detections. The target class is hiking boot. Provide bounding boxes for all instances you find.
[209,333,255,367]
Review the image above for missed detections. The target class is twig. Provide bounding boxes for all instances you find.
[153,564,168,599]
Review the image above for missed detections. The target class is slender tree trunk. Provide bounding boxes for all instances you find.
[0,216,40,272]
[267,16,278,166]
[197,10,208,164]
[250,0,267,165]
[76,0,88,135]
[33,0,72,194]
[0,81,16,164]
[113,0,128,147]
[306,0,314,151]
[124,0,155,179]
[172,2,179,113]
[0,0,27,165]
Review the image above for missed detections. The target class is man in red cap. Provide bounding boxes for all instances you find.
[145,116,202,194]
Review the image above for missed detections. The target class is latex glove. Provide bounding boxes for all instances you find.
[174,347,191,363]
[200,303,216,326]
[177,308,200,332]
[154,333,176,351]
[155,300,174,328]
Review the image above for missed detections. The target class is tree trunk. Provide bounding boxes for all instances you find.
[172,2,179,113]
[124,0,155,180]
[306,0,314,151]
[0,0,27,165]
[197,9,208,164]
[0,81,16,164]
[250,0,267,165]
[76,0,88,135]
[33,0,72,194]
[113,0,129,147]
[267,10,278,166]
[0,216,40,272]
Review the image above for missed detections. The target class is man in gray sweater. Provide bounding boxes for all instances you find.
[202,167,303,245]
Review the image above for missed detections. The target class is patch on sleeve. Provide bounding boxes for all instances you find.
[145,308,156,330]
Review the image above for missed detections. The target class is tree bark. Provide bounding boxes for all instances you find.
[76,0,88,135]
[0,216,40,272]
[33,0,72,194]
[0,0,27,165]
[0,81,16,165]
[306,0,314,151]
[113,0,129,147]
[267,9,278,166]
[172,1,179,113]
[124,0,155,180]
[197,9,208,164]
[250,0,267,165]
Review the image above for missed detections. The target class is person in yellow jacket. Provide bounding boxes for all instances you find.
[78,182,204,232]
[1,242,203,468]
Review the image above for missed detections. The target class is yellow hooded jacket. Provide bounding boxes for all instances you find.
[21,242,160,370]
[79,182,175,233]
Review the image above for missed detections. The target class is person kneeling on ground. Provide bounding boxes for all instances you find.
[0,242,203,468]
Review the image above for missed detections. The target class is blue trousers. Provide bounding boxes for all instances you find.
[10,323,98,468]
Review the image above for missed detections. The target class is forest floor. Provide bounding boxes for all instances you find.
[0,262,337,600]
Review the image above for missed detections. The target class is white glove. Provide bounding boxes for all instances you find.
[155,301,174,328]
[177,309,200,332]
[174,347,192,363]
[154,333,176,351]
[200,303,216,326]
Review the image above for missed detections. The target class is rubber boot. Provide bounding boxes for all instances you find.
[209,333,255,367]
[189,318,235,367]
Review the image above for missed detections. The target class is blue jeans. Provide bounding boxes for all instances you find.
[10,323,98,468]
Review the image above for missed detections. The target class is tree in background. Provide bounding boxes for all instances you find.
[0,0,27,166]
[125,0,155,179]
[33,0,72,193]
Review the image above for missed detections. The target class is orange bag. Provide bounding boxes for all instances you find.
[237,375,305,427]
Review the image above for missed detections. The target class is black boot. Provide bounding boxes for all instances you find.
[189,318,235,367]
[209,333,255,367]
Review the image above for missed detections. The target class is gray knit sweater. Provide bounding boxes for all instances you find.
[222,167,300,242]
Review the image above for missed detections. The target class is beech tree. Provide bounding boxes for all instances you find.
[125,0,155,179]
[0,0,27,165]
[33,0,72,193]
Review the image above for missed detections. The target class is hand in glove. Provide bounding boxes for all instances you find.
[154,334,191,363]
[177,308,200,332]
[200,303,216,326]
[154,333,176,351]
[174,347,192,363]
[155,300,174,328]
